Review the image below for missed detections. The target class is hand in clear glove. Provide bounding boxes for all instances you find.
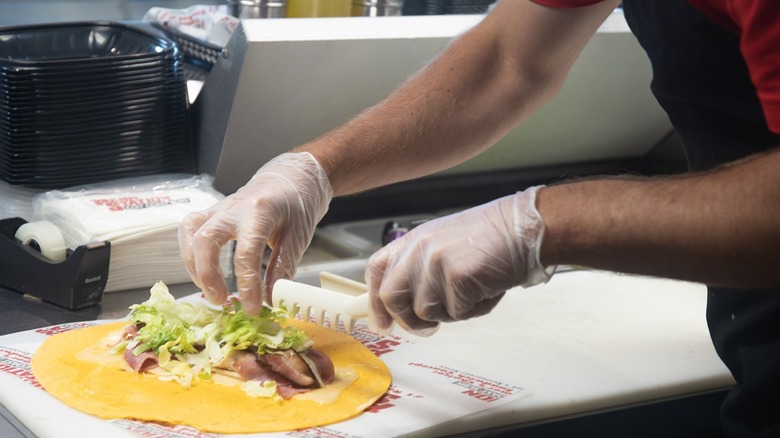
[366,186,555,336]
[179,152,332,314]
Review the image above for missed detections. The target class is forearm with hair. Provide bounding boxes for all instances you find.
[295,0,620,196]
[538,147,780,287]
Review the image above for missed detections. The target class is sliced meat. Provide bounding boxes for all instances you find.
[300,349,335,384]
[232,352,303,387]
[110,324,139,347]
[124,348,158,372]
[260,350,315,387]
[232,351,287,382]
[121,324,139,341]
[276,385,311,399]
[231,351,313,400]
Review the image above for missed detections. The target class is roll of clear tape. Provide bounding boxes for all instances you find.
[14,221,68,262]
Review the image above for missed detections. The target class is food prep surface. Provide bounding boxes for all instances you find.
[1,269,735,437]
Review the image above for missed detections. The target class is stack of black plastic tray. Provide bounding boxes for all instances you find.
[0,22,190,189]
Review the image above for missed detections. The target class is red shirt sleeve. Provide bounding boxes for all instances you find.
[531,0,606,6]
[689,0,780,133]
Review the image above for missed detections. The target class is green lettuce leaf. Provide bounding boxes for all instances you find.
[123,281,312,391]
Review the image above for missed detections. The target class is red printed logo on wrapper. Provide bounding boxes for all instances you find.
[91,196,190,212]
[365,386,403,413]
[0,347,40,388]
[112,419,219,438]
[350,326,405,358]
[408,363,524,403]
[35,321,97,336]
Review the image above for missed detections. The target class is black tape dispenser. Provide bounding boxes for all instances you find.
[0,217,110,309]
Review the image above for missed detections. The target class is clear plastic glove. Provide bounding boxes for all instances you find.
[179,152,332,314]
[366,186,555,336]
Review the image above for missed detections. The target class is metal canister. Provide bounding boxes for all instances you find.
[287,0,352,17]
[352,0,404,16]
[227,0,288,18]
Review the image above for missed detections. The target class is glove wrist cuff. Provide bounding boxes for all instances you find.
[253,152,334,217]
[514,185,556,287]
[293,151,334,203]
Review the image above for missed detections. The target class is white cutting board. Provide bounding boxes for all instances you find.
[401,270,735,436]
[0,270,734,437]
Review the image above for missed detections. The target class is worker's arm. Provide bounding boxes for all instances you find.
[297,0,622,196]
[539,146,780,288]
[367,145,780,335]
[180,0,622,312]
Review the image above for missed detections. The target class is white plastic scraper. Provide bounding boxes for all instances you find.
[272,272,369,334]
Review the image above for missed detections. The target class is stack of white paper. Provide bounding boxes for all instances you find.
[31,174,232,292]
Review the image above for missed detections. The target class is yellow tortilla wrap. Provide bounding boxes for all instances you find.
[31,320,391,433]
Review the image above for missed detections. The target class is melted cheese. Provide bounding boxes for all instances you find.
[77,336,355,404]
[75,331,131,372]
[293,368,358,404]
[211,368,242,387]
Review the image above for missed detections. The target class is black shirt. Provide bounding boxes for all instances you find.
[622,1,780,436]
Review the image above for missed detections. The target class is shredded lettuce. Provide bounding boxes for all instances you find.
[123,281,312,392]
[241,380,281,399]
